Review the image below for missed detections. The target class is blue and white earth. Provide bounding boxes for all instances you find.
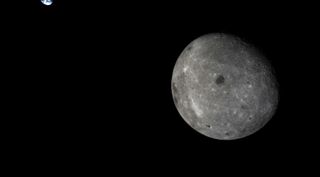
[41,0,53,6]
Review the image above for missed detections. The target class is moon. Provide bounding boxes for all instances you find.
[171,33,279,140]
[41,0,53,6]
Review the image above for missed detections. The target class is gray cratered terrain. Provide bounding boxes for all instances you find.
[171,33,279,140]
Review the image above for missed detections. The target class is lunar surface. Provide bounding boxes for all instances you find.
[41,0,53,6]
[171,33,279,140]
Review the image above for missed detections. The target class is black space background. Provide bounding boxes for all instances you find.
[2,0,319,173]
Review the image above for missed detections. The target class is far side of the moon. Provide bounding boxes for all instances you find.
[171,33,279,140]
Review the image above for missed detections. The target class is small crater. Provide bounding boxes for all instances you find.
[247,115,254,121]
[215,75,225,85]
[240,104,248,110]
[223,128,237,138]
[224,131,234,138]
[205,124,212,128]
[186,45,193,51]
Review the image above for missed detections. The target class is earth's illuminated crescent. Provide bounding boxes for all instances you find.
[41,0,53,6]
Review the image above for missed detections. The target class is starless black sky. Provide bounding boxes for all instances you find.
[4,0,319,171]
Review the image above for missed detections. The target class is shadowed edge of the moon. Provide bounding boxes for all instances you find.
[190,111,274,140]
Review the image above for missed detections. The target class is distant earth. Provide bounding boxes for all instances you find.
[41,0,53,6]
[171,33,279,140]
